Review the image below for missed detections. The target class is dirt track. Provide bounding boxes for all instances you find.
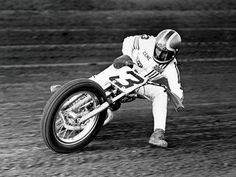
[0,60,235,176]
[0,1,236,176]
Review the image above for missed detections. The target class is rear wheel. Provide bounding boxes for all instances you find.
[41,79,107,153]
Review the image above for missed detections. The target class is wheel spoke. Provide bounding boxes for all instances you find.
[62,129,67,139]
[57,124,64,134]
[56,119,63,129]
[67,130,75,138]
[55,90,100,143]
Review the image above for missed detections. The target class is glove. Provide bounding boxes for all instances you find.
[113,55,134,69]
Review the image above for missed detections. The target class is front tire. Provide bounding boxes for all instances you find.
[41,79,107,153]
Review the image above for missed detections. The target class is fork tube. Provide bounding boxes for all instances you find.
[78,102,110,123]
[110,92,126,102]
[66,96,92,112]
[79,92,126,123]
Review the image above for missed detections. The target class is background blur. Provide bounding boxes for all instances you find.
[0,0,236,176]
[0,0,235,65]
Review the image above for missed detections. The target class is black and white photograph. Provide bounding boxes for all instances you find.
[0,0,235,176]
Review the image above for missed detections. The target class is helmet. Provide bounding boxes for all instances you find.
[153,29,182,64]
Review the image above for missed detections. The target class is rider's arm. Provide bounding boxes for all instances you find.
[113,36,139,69]
[122,36,135,58]
[122,36,140,59]
[163,59,184,101]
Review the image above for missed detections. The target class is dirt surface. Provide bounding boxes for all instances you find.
[0,0,235,10]
[1,60,236,177]
[0,10,236,64]
[0,0,236,176]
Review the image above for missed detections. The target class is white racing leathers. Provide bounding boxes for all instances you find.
[122,35,183,131]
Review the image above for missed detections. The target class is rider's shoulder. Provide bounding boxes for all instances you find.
[124,34,155,41]
[123,35,137,43]
[139,34,156,41]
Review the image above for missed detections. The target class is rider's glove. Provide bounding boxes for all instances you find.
[113,55,134,69]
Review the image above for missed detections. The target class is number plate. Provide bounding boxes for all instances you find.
[108,66,147,94]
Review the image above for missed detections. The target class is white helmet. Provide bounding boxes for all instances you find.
[153,29,182,64]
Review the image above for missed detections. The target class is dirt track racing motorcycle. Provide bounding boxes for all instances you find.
[41,60,184,153]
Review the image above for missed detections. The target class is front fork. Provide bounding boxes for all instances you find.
[78,92,126,123]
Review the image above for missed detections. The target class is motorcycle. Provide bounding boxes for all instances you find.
[40,58,184,153]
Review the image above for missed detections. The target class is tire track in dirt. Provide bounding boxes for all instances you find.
[1,60,236,176]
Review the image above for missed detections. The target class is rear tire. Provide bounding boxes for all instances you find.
[41,79,107,153]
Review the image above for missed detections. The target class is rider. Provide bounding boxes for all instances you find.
[113,29,184,148]
[50,29,183,148]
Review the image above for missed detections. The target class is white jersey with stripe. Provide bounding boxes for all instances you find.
[121,34,183,99]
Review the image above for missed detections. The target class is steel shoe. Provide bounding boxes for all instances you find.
[149,128,168,148]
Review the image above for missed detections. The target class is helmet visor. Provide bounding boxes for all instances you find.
[154,45,175,62]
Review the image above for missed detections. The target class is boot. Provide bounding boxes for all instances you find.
[149,128,168,148]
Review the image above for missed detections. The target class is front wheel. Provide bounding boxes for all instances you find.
[41,79,107,153]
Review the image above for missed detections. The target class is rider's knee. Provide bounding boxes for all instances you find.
[151,87,167,100]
